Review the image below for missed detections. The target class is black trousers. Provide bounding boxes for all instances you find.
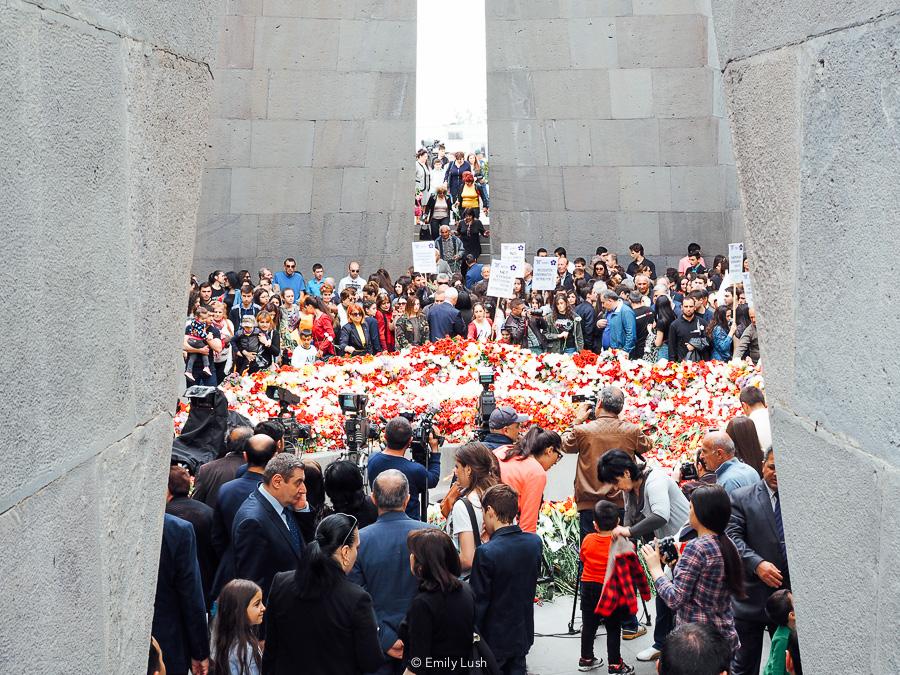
[732,617,776,674]
[428,215,450,241]
[580,581,629,663]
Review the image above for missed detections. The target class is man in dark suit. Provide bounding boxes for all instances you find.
[152,514,209,675]
[231,453,307,617]
[427,287,465,340]
[210,434,277,600]
[192,424,253,508]
[470,484,543,675]
[349,470,433,674]
[166,465,216,608]
[726,448,791,675]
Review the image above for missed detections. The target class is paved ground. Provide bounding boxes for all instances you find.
[527,597,772,674]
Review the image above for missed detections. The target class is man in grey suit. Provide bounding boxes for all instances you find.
[349,470,433,674]
[726,448,791,675]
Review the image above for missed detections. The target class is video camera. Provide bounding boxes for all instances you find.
[265,386,312,453]
[474,367,496,441]
[657,536,680,564]
[399,407,445,466]
[339,392,381,465]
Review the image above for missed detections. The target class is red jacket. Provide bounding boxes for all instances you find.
[377,310,395,352]
[312,312,335,356]
[595,549,652,617]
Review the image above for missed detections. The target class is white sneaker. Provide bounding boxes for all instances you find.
[635,647,661,662]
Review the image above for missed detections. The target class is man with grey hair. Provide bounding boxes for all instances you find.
[350,469,433,672]
[427,280,465,340]
[229,453,306,620]
[700,430,759,494]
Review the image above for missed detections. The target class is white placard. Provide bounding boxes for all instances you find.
[501,243,526,277]
[487,258,516,299]
[742,272,755,307]
[532,256,557,291]
[728,242,744,275]
[412,241,437,274]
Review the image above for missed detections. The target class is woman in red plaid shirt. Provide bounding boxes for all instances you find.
[641,484,745,654]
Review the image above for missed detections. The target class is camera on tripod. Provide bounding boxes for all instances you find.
[474,367,496,441]
[339,392,380,465]
[265,386,312,453]
[399,407,445,466]
[572,392,599,420]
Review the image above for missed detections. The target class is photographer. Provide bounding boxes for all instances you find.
[597,449,690,658]
[562,386,652,539]
[640,484,745,659]
[367,416,441,521]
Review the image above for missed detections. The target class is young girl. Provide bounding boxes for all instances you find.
[211,579,264,675]
[254,311,281,370]
[467,302,493,343]
[448,442,498,573]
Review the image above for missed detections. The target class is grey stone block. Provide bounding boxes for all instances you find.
[486,71,536,120]
[569,18,618,69]
[590,119,660,166]
[253,17,341,71]
[197,168,233,215]
[216,15,256,69]
[486,0,566,20]
[310,168,344,213]
[617,211,661,256]
[486,19,572,71]
[340,167,368,212]
[227,0,262,15]
[256,213,313,258]
[490,166,566,212]
[338,20,416,72]
[616,15,708,68]
[658,211,725,254]
[652,67,713,118]
[633,0,711,14]
[364,120,412,168]
[313,120,368,168]
[268,71,377,120]
[375,72,415,120]
[488,120,548,167]
[210,68,269,119]
[545,120,593,166]
[366,167,409,213]
[562,166,620,211]
[206,118,251,167]
[564,0,634,17]
[670,166,725,211]
[608,68,653,118]
[251,119,315,168]
[531,70,611,119]
[659,117,718,166]
[230,168,314,214]
[619,166,671,211]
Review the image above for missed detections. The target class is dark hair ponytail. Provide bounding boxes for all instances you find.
[690,485,746,599]
[504,426,562,462]
[294,513,357,596]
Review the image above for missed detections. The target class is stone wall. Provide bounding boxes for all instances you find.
[193,0,416,280]
[0,0,219,670]
[485,0,742,268]
[710,1,900,671]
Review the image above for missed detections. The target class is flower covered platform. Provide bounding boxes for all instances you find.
[175,339,764,470]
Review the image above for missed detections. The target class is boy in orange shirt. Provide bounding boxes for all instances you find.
[579,501,635,673]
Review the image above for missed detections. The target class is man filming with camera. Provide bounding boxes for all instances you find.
[367,416,441,521]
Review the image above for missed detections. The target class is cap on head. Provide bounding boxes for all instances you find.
[489,406,529,430]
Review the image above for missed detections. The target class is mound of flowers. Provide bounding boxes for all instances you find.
[176,339,763,469]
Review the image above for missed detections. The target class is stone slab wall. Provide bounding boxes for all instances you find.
[710,2,900,670]
[193,0,416,281]
[0,0,219,670]
[485,0,742,267]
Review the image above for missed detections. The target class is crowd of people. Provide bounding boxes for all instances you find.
[156,375,797,675]
[184,240,760,388]
[415,143,490,241]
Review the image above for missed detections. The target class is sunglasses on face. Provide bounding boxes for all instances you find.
[349,311,362,317]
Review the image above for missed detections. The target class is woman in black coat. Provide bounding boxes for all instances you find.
[336,303,377,356]
[456,209,489,260]
[400,529,477,675]
[444,152,471,204]
[262,514,383,675]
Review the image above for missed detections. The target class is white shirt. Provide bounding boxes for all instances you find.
[765,482,778,511]
[291,344,317,366]
[749,407,773,451]
[338,275,363,295]
[258,484,290,530]
[449,491,484,548]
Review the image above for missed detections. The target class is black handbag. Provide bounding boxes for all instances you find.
[469,632,501,675]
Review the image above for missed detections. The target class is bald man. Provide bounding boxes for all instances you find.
[699,431,759,494]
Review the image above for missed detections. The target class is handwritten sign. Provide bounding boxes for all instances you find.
[532,256,557,291]
[412,241,437,274]
[501,243,526,277]
[742,272,755,307]
[487,259,516,299]
[728,242,744,275]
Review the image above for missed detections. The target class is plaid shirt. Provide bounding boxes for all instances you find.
[595,549,651,618]
[655,535,740,652]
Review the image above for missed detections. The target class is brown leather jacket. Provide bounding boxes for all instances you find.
[561,410,652,510]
